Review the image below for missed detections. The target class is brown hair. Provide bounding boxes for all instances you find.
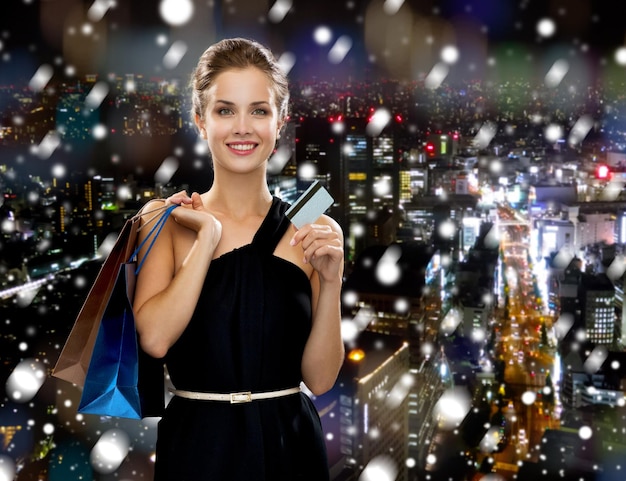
[190,37,289,129]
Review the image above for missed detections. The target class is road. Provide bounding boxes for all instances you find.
[490,204,561,479]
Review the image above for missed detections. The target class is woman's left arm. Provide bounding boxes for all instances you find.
[291,216,345,396]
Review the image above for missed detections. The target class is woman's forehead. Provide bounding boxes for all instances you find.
[209,67,274,98]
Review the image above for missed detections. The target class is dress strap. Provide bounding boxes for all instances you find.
[251,196,291,255]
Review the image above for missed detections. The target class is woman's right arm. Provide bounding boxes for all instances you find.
[132,192,222,358]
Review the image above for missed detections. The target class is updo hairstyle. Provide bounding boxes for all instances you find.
[190,37,290,131]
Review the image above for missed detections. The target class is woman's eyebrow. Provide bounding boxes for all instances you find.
[214,100,270,106]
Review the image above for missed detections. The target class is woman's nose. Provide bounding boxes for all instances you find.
[233,114,252,135]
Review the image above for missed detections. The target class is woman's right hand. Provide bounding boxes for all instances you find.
[166,191,222,248]
[134,191,222,358]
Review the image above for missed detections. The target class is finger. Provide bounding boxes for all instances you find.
[302,236,342,263]
[298,225,333,250]
[167,192,191,206]
[289,224,310,246]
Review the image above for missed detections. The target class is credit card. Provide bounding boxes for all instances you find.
[285,180,334,229]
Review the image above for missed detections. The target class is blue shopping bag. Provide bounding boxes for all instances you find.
[77,262,143,418]
[77,203,176,419]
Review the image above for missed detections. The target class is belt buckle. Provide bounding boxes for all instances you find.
[230,391,252,404]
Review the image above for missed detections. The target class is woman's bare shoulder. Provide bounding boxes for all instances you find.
[318,214,343,236]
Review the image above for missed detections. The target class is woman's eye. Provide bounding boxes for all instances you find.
[252,108,267,116]
[218,108,233,115]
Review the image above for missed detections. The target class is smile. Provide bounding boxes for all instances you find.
[228,143,257,152]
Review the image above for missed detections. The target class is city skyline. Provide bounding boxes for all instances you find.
[2,0,626,189]
[1,70,625,185]
[3,90,626,479]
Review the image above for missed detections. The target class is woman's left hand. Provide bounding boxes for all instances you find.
[290,222,343,283]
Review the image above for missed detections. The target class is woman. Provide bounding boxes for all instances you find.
[132,37,345,480]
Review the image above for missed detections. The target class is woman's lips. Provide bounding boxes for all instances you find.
[227,142,258,154]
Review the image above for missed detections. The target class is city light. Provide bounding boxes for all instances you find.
[348,348,365,362]
[596,164,610,179]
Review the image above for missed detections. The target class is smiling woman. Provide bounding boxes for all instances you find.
[131,38,345,481]
[196,67,281,175]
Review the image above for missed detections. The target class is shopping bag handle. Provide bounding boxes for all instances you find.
[130,204,178,274]
[134,203,172,233]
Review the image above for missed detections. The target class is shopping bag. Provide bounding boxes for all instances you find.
[52,202,169,385]
[77,262,142,418]
[53,202,175,418]
[52,220,132,386]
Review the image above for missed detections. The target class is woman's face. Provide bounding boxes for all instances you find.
[197,66,283,175]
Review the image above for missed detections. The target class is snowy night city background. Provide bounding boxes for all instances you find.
[2,0,626,480]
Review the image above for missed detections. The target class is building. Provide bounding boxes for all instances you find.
[341,241,430,361]
[546,253,581,314]
[534,218,575,260]
[528,184,578,216]
[580,273,617,346]
[556,266,618,348]
[402,193,480,258]
[341,242,434,476]
[313,331,410,481]
[535,208,613,258]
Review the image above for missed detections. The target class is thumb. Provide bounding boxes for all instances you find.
[191,192,204,210]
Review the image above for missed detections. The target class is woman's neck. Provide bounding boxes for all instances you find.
[204,173,273,218]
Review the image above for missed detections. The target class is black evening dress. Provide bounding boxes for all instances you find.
[154,197,329,481]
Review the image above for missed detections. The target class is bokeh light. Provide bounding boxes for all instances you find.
[544,59,569,88]
[537,18,556,38]
[583,346,609,374]
[616,47,626,66]
[366,108,391,136]
[313,26,333,45]
[0,455,16,481]
[278,51,296,75]
[521,390,536,405]
[268,0,293,23]
[328,36,353,64]
[298,162,317,179]
[383,0,404,16]
[375,244,402,285]
[92,123,108,140]
[437,219,456,239]
[29,64,53,92]
[5,358,46,402]
[544,123,564,143]
[433,387,471,429]
[90,429,131,474]
[440,45,459,64]
[578,425,593,440]
[51,163,68,178]
[87,0,114,22]
[159,0,194,26]
[163,40,188,69]
[154,156,179,184]
[359,454,398,481]
[424,63,449,89]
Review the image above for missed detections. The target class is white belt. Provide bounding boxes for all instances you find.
[170,386,301,404]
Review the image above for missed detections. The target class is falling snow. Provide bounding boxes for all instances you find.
[1,0,626,479]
